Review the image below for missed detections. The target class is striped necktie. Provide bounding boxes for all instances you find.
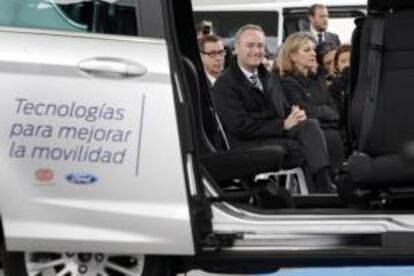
[250,74,259,89]
[317,33,323,45]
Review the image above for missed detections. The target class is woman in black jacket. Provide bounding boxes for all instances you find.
[276,32,344,173]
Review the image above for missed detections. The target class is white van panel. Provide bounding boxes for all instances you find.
[0,29,195,255]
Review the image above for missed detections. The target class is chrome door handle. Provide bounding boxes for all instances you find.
[78,57,147,78]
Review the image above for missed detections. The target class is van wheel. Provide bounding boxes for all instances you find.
[0,247,174,276]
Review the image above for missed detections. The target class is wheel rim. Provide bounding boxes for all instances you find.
[24,252,145,276]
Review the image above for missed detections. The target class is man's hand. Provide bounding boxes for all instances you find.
[283,105,307,130]
[294,106,307,121]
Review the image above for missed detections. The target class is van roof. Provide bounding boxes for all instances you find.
[192,0,366,11]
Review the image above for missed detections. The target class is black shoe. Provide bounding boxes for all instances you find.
[312,168,336,194]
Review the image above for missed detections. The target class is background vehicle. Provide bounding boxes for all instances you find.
[1,0,414,276]
[192,0,366,54]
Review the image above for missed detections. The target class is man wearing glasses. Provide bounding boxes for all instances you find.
[198,34,226,87]
[212,24,334,193]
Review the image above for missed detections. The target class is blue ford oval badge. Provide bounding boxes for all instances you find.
[65,172,98,185]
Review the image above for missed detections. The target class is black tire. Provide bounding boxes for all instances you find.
[142,256,175,275]
[0,241,174,276]
[0,239,27,276]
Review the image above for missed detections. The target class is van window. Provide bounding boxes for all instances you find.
[0,0,138,36]
[328,17,358,43]
[194,11,279,54]
[283,7,366,43]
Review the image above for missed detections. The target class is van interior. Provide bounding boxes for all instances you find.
[193,3,366,54]
[168,0,414,215]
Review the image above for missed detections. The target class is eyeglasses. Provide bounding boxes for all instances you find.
[201,50,226,58]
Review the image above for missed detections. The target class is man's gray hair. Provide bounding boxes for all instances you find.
[234,24,265,47]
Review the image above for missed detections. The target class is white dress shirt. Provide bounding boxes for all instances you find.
[239,65,263,91]
[310,25,325,43]
[206,72,217,85]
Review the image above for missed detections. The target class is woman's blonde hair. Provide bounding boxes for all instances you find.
[275,32,315,76]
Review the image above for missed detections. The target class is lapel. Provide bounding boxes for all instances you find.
[260,66,286,119]
[231,59,287,119]
[293,73,312,98]
[295,72,310,83]
[231,59,265,104]
[325,32,337,46]
[325,32,331,43]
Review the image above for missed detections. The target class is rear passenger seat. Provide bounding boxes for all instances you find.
[345,0,414,204]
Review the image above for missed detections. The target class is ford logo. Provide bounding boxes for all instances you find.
[65,172,98,185]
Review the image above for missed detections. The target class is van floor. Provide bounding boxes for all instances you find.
[230,194,414,214]
[292,194,346,208]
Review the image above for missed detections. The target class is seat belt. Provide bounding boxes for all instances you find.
[358,16,385,152]
[214,113,230,150]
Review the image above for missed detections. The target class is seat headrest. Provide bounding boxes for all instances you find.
[369,0,414,13]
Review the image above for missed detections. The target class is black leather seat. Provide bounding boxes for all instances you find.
[181,56,285,184]
[201,146,285,182]
[347,0,414,194]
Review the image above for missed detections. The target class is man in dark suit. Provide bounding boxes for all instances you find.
[198,34,226,87]
[212,24,333,193]
[308,4,340,48]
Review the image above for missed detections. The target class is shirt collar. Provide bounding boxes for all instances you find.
[206,72,217,85]
[238,64,264,91]
[238,64,258,80]
[310,25,325,40]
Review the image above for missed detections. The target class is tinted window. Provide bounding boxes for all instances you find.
[0,0,137,36]
[283,7,366,42]
[328,17,361,44]
[194,11,279,54]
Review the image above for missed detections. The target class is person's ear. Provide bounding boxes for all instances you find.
[290,53,297,63]
[234,43,240,55]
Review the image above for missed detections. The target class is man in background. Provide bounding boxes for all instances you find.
[308,4,340,48]
[196,20,213,40]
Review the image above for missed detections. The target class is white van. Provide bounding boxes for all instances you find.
[1,0,414,276]
[192,0,366,53]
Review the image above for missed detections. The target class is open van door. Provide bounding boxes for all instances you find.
[0,0,202,274]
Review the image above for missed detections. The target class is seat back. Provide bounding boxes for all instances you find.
[350,4,414,156]
[181,56,222,154]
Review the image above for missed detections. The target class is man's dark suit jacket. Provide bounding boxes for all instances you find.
[324,31,341,48]
[212,58,290,149]
[212,58,331,176]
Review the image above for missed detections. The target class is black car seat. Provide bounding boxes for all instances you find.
[344,0,414,206]
[180,56,289,205]
[169,0,290,207]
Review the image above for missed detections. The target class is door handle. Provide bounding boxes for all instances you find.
[78,57,147,78]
